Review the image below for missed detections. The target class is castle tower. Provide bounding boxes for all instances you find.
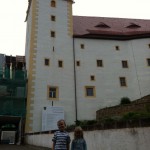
[25,0,75,133]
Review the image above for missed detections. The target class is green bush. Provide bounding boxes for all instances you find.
[74,120,97,126]
[120,97,131,105]
[122,112,139,120]
[100,117,115,124]
[122,112,150,121]
[145,104,150,112]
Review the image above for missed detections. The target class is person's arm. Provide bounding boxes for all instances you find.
[52,132,56,150]
[83,139,87,150]
[67,133,71,150]
[52,142,55,150]
[71,141,74,150]
[67,143,70,150]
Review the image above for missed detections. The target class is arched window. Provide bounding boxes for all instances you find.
[51,0,56,7]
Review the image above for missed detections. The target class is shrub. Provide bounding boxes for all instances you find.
[120,97,131,105]
[74,120,97,126]
[100,117,115,124]
[122,112,139,120]
[145,104,150,112]
[86,120,97,125]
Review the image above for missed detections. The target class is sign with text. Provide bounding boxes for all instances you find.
[42,106,64,131]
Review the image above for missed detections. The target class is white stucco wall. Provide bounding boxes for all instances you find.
[25,127,150,150]
[74,38,150,121]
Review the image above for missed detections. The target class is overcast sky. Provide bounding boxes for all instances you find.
[0,0,150,56]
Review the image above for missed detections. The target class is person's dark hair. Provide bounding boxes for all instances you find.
[57,119,66,126]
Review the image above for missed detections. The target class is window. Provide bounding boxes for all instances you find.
[48,86,58,99]
[58,60,63,68]
[119,77,127,87]
[122,60,128,68]
[53,46,55,52]
[80,44,84,49]
[147,58,150,66]
[76,61,80,66]
[115,46,120,50]
[90,75,95,81]
[51,15,56,21]
[85,86,96,97]
[97,60,103,67]
[44,58,50,66]
[51,31,55,37]
[51,0,56,7]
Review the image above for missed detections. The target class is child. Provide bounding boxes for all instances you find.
[71,126,87,150]
[52,119,71,150]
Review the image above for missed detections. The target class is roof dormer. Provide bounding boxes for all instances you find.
[126,23,141,29]
[95,22,110,28]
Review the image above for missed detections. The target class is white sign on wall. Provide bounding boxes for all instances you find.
[42,106,64,131]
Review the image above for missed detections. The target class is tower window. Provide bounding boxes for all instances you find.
[51,31,55,37]
[51,0,56,7]
[48,86,59,99]
[44,58,50,66]
[53,46,55,52]
[147,58,150,66]
[122,60,128,68]
[119,77,127,87]
[76,61,80,66]
[51,15,56,21]
[80,44,85,49]
[58,60,63,68]
[90,75,95,81]
[97,60,103,67]
[115,46,120,50]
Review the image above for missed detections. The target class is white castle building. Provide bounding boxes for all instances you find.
[25,0,150,133]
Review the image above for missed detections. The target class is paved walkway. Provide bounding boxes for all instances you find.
[0,144,51,150]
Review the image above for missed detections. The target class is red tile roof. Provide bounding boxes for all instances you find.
[73,16,150,40]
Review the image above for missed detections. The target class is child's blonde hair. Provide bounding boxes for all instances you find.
[74,126,84,139]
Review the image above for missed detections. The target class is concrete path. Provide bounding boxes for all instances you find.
[0,144,50,150]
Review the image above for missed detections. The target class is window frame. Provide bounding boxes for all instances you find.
[51,15,56,21]
[51,0,56,7]
[47,86,59,100]
[76,61,80,66]
[85,86,96,97]
[51,31,55,37]
[44,58,50,66]
[115,46,120,50]
[90,75,95,81]
[122,60,128,68]
[147,58,150,66]
[97,59,103,67]
[58,60,63,68]
[80,44,85,49]
[119,77,127,87]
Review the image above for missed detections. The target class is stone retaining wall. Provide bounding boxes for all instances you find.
[96,95,150,120]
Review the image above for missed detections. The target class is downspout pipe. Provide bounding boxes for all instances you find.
[73,37,78,124]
